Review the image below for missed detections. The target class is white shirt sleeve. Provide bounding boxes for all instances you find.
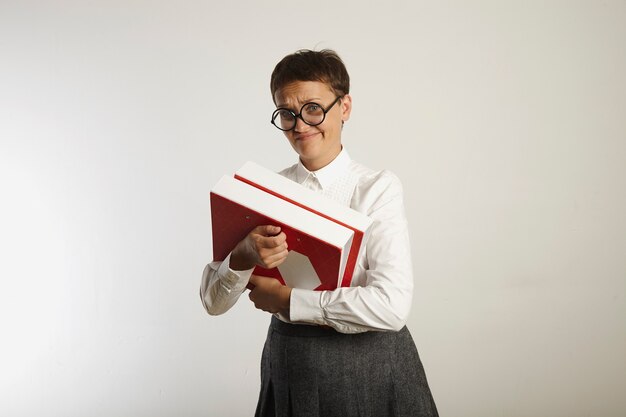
[199,253,255,315]
[289,173,414,334]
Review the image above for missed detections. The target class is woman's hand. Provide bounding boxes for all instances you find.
[229,225,288,271]
[248,275,292,315]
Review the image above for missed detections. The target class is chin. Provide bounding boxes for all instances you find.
[296,152,318,164]
[293,140,319,155]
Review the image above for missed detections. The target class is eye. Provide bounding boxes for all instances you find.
[304,103,322,114]
[277,109,294,120]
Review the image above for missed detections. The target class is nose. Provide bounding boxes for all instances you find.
[293,115,309,132]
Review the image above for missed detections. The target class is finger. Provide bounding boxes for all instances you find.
[271,232,287,246]
[249,274,274,287]
[256,233,287,250]
[261,249,289,269]
[258,242,288,260]
[248,275,261,286]
[248,289,263,308]
[254,225,281,237]
[258,234,286,249]
[258,243,288,261]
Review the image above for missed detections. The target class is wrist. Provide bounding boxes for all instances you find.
[280,286,292,316]
[229,248,255,271]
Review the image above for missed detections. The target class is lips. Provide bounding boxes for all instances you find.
[294,132,320,141]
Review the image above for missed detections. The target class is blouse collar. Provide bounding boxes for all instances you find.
[296,148,351,190]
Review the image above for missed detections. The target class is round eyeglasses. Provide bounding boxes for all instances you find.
[271,96,343,131]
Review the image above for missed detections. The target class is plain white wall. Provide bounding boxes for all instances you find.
[1,1,624,416]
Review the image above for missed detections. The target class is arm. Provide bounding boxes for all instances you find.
[199,254,253,316]
[247,274,292,316]
[199,225,289,316]
[289,172,414,333]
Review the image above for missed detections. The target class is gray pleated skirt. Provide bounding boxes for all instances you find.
[255,316,438,417]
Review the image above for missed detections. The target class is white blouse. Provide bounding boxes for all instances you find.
[200,149,414,334]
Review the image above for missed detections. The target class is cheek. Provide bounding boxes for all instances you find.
[321,124,336,140]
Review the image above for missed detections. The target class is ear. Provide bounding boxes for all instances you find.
[340,94,353,122]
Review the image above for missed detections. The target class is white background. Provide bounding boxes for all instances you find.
[1,1,625,416]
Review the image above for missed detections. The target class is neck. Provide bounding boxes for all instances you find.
[301,147,342,172]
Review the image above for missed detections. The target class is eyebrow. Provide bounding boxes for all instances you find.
[276,97,323,108]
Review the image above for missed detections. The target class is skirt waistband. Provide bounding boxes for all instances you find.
[270,315,339,337]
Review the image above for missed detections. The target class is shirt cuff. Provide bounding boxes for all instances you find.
[289,288,325,325]
[216,253,255,292]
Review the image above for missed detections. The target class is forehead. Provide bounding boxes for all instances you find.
[274,81,335,107]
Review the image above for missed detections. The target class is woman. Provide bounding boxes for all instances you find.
[200,49,438,417]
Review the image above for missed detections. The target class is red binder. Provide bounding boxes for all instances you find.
[234,162,373,288]
[210,175,355,290]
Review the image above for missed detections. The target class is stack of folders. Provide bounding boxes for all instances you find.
[210,162,373,291]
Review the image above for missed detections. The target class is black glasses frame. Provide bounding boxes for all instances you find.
[271,96,343,131]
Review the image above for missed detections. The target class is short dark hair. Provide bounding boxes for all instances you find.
[270,49,350,102]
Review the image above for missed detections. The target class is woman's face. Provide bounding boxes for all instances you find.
[274,81,352,171]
